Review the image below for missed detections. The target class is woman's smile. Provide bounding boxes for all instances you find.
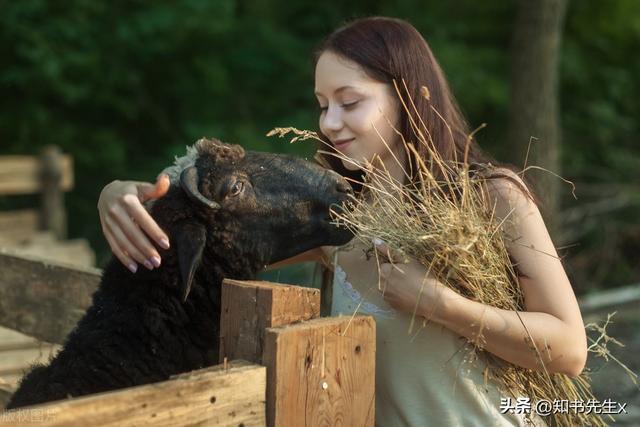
[333,137,355,151]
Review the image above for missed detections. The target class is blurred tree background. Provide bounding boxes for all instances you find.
[0,0,638,294]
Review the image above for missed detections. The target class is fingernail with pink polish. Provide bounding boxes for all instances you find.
[373,237,383,246]
[128,263,138,273]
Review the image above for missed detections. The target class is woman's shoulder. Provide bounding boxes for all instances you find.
[482,167,535,208]
[483,166,526,190]
[477,166,543,237]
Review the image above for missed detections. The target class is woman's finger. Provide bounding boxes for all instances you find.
[108,202,161,267]
[103,224,138,273]
[99,210,130,268]
[105,217,155,270]
[122,195,170,250]
[373,238,408,264]
[152,174,171,198]
[104,202,155,264]
[137,174,170,203]
[378,263,392,278]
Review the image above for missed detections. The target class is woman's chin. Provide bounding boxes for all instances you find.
[341,159,362,171]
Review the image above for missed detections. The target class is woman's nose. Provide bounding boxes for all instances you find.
[321,105,343,132]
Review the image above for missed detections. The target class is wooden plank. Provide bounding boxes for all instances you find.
[578,283,640,315]
[0,383,12,410]
[0,210,38,245]
[262,315,376,427]
[0,344,60,380]
[0,375,21,392]
[0,249,101,344]
[6,236,95,268]
[0,155,73,195]
[0,325,42,346]
[0,360,266,426]
[219,279,320,364]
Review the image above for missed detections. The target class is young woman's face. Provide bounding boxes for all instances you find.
[315,51,401,171]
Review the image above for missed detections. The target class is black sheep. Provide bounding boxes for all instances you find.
[6,138,353,409]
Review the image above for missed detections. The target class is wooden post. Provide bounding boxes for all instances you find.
[218,279,376,427]
[39,145,68,240]
[263,316,376,427]
[219,279,320,364]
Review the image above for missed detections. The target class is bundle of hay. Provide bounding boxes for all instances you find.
[267,83,621,426]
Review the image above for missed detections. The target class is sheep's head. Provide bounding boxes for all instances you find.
[153,137,353,301]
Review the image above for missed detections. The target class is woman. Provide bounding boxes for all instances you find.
[98,17,586,426]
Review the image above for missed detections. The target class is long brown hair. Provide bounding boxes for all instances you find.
[313,16,533,199]
[311,17,536,304]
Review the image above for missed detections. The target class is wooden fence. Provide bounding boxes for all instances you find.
[0,146,73,241]
[0,146,94,267]
[0,251,375,426]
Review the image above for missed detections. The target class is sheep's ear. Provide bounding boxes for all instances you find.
[174,220,207,302]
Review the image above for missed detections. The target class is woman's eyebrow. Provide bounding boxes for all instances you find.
[314,85,358,96]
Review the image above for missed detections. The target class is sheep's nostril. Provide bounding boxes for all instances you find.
[324,169,353,195]
[336,180,353,195]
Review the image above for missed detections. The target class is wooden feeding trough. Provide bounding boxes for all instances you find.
[0,251,376,426]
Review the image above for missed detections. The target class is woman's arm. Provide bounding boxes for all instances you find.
[427,172,587,377]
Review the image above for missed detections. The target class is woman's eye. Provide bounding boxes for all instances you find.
[229,181,244,196]
[342,101,359,109]
[319,105,328,112]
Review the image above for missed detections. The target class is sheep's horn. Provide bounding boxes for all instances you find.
[180,166,220,210]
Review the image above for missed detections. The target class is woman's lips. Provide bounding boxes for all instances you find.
[333,138,354,151]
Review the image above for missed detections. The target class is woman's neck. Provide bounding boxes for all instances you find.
[370,146,410,194]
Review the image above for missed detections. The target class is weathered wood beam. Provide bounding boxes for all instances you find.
[0,154,73,196]
[0,210,38,245]
[263,315,376,427]
[219,279,320,364]
[0,249,100,344]
[578,283,640,315]
[0,360,265,426]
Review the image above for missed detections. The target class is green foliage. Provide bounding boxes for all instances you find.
[0,0,637,289]
[558,0,640,291]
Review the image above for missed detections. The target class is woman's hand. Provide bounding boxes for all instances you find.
[97,174,171,273]
[373,238,454,320]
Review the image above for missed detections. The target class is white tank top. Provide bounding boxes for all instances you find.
[328,239,546,426]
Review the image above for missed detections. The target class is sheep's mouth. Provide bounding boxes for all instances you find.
[323,212,350,231]
[323,214,354,244]
[323,215,337,225]
[327,201,349,221]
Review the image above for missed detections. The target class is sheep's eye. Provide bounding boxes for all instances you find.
[229,181,244,197]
